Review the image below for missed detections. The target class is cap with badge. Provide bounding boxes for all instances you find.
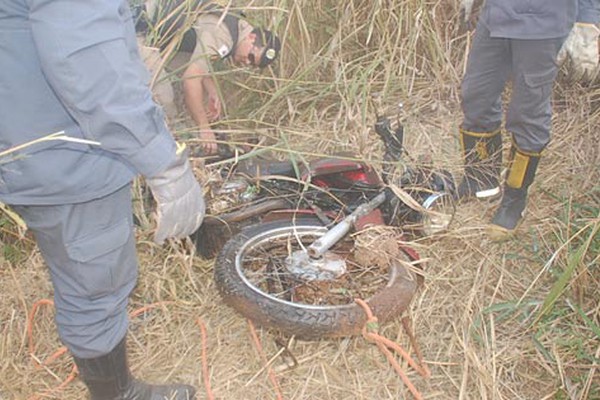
[251,28,281,68]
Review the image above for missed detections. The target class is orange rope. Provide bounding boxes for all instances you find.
[247,320,284,400]
[128,301,175,319]
[27,367,79,400]
[355,298,430,400]
[27,298,55,361]
[26,299,77,400]
[195,317,215,400]
[26,299,175,399]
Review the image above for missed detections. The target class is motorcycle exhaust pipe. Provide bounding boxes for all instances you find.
[307,192,387,258]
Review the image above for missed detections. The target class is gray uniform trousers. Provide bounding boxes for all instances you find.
[13,184,138,358]
[461,23,565,153]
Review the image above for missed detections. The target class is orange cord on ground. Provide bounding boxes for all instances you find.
[26,298,78,400]
[195,317,215,400]
[26,299,175,400]
[247,319,284,400]
[355,298,431,400]
[27,297,427,400]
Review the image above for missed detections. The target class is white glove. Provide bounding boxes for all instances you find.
[557,23,600,81]
[460,0,475,23]
[146,142,205,244]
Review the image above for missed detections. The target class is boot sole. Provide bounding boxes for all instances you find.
[486,217,525,242]
[485,224,514,242]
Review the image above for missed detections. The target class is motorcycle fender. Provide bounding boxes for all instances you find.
[355,209,385,230]
[305,158,382,185]
[261,209,320,223]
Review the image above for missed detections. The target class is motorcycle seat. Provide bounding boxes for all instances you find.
[235,158,300,179]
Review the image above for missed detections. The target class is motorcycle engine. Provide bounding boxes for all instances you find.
[209,178,260,214]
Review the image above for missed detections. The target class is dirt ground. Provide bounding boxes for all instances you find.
[2,85,598,399]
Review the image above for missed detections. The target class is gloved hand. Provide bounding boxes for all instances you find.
[146,142,205,244]
[557,23,600,81]
[459,0,475,24]
[459,0,484,31]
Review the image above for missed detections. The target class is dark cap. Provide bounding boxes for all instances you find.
[252,28,281,68]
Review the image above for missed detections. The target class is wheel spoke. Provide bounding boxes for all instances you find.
[236,226,397,306]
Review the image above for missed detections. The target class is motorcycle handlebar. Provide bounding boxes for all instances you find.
[374,116,404,162]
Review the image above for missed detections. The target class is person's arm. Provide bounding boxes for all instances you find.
[29,0,204,242]
[29,0,178,177]
[577,0,600,24]
[202,75,223,121]
[136,36,178,122]
[182,62,219,155]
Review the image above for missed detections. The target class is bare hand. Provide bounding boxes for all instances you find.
[199,130,218,155]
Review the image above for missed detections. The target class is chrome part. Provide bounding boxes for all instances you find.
[421,192,455,235]
[215,178,248,195]
[285,250,347,280]
[307,192,387,258]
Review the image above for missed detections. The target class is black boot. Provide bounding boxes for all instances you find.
[73,336,196,400]
[456,128,502,200]
[487,145,540,241]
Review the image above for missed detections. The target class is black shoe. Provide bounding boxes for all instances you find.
[486,143,541,241]
[456,173,501,200]
[456,128,502,201]
[487,187,527,241]
[73,337,196,400]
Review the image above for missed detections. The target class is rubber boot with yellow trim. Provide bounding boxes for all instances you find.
[487,145,540,241]
[73,336,196,400]
[456,128,502,200]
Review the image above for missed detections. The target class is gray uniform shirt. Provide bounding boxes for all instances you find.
[0,0,177,205]
[481,0,600,39]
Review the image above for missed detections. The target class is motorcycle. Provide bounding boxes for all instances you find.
[192,107,455,339]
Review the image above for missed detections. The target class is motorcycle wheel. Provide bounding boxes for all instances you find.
[214,218,420,340]
[421,192,456,236]
[420,169,457,235]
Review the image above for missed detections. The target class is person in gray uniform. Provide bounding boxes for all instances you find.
[457,0,600,240]
[0,0,205,398]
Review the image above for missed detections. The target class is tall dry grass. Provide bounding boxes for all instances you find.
[1,1,598,399]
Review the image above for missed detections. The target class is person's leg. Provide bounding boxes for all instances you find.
[137,36,179,123]
[488,36,563,239]
[458,23,511,200]
[14,185,137,357]
[13,184,195,399]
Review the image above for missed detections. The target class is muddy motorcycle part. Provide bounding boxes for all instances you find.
[195,157,382,259]
[214,218,421,340]
[385,168,457,235]
[306,192,386,257]
[192,198,289,258]
[419,191,456,236]
[416,168,457,235]
[374,115,404,163]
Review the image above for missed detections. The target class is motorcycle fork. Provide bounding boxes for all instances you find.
[306,192,387,258]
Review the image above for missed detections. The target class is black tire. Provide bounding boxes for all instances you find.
[214,218,421,339]
[192,218,257,259]
[192,198,289,258]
